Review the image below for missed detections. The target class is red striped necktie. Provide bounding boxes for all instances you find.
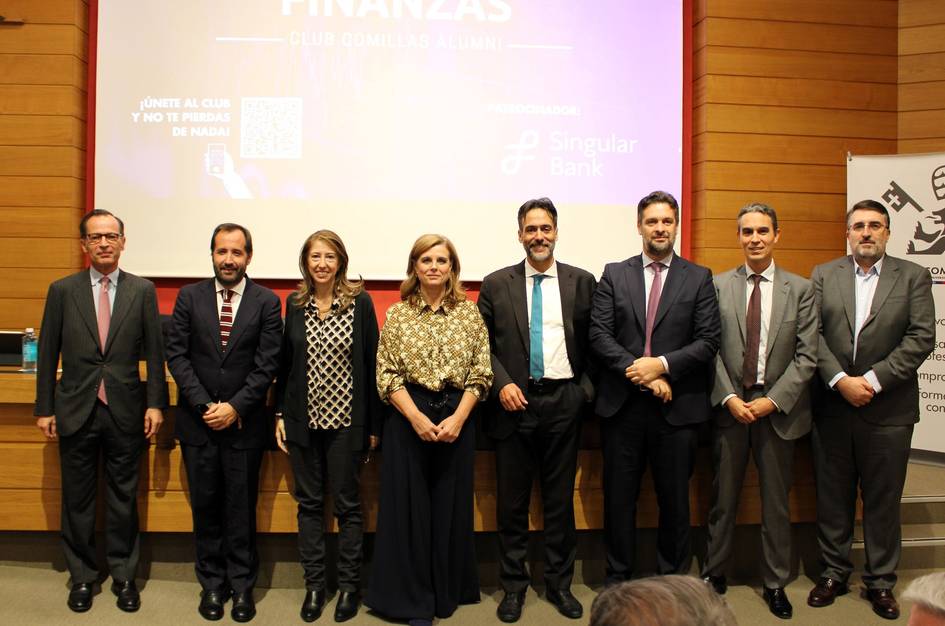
[220,289,234,351]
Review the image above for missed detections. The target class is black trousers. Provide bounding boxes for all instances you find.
[812,414,913,589]
[495,379,583,592]
[180,439,263,593]
[58,400,144,584]
[365,386,479,620]
[601,392,698,583]
[286,426,364,592]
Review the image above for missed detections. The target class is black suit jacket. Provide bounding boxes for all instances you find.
[477,261,597,439]
[274,290,382,451]
[590,254,720,425]
[166,277,283,449]
[34,269,169,436]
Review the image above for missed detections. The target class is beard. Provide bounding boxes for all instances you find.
[526,240,555,264]
[214,264,246,287]
[644,236,675,258]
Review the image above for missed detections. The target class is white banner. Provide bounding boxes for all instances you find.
[848,152,945,453]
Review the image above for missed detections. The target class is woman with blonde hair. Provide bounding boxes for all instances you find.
[275,229,381,622]
[365,234,493,626]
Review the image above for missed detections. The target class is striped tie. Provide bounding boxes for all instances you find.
[220,289,234,351]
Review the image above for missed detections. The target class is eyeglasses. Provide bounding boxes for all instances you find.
[84,233,123,244]
[848,222,887,234]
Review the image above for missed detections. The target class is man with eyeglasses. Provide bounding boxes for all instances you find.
[807,199,934,621]
[34,209,168,613]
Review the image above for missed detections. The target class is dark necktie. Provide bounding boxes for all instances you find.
[742,274,763,389]
[220,289,234,351]
[643,263,664,357]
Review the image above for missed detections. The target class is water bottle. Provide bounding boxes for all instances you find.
[21,327,37,372]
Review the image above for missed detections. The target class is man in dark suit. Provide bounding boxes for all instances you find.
[701,203,818,619]
[166,223,282,622]
[807,200,934,621]
[478,198,596,622]
[590,190,720,584]
[35,209,168,613]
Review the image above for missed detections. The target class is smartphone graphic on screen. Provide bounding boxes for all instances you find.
[207,143,226,175]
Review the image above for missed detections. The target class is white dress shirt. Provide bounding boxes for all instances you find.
[642,252,672,373]
[525,261,574,380]
[89,266,119,318]
[828,257,883,393]
[215,277,246,320]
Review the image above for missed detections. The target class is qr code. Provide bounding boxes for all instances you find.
[240,97,303,159]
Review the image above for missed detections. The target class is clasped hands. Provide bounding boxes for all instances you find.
[202,401,240,431]
[626,357,672,403]
[410,411,464,443]
[724,396,776,424]
[835,375,875,407]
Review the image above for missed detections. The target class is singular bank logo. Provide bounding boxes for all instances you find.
[501,130,539,175]
[882,164,945,257]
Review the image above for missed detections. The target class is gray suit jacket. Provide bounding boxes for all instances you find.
[711,265,817,440]
[34,269,169,437]
[812,254,935,426]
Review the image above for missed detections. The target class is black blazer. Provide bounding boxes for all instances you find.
[590,254,720,425]
[34,269,169,436]
[477,261,597,440]
[275,290,381,451]
[166,277,283,449]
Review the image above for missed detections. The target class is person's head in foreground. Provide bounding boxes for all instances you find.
[590,575,737,626]
[903,572,945,626]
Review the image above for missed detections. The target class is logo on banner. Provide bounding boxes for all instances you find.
[882,164,945,255]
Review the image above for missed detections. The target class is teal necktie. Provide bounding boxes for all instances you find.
[529,274,546,380]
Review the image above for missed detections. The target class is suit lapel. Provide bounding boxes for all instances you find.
[201,279,224,358]
[72,270,101,351]
[104,271,134,354]
[508,263,529,352]
[558,264,576,341]
[860,257,900,333]
[653,256,685,328]
[223,278,255,359]
[628,256,647,330]
[766,267,790,358]
[838,256,856,334]
[731,266,748,344]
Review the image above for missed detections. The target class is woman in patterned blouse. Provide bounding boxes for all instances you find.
[274,230,381,623]
[365,234,493,626]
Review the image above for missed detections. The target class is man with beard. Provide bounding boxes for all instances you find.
[166,223,282,622]
[807,200,934,620]
[478,198,597,622]
[590,190,720,584]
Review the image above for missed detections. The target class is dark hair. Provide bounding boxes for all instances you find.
[79,209,125,237]
[637,191,679,223]
[517,197,558,229]
[846,199,890,228]
[737,202,779,231]
[211,223,253,255]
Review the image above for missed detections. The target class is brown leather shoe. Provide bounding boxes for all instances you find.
[863,588,899,620]
[807,577,848,607]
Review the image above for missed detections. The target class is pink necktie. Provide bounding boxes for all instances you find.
[643,263,664,357]
[97,276,111,404]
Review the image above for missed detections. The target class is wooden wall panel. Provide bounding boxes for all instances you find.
[899,1,945,154]
[692,0,897,275]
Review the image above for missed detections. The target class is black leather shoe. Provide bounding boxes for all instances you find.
[763,587,793,619]
[497,590,526,623]
[300,589,325,622]
[807,577,848,607]
[545,588,583,619]
[863,588,900,620]
[333,590,360,622]
[67,582,94,612]
[231,590,256,623]
[198,588,229,621]
[111,579,140,612]
[702,574,727,595]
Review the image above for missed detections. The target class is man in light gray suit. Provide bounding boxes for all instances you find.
[701,203,817,620]
[807,200,934,621]
[34,209,168,614]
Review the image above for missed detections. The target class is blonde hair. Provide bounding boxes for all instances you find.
[399,234,466,307]
[291,230,363,310]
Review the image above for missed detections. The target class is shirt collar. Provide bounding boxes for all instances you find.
[215,277,246,296]
[642,252,673,268]
[855,256,884,277]
[90,266,120,286]
[745,260,776,282]
[525,260,557,279]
